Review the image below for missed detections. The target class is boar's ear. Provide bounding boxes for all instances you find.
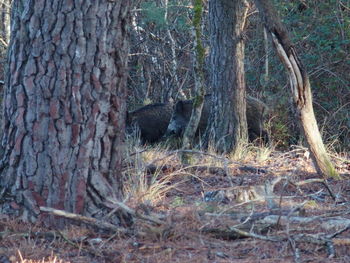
[175,101,184,112]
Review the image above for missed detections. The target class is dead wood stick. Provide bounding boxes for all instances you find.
[228,226,281,241]
[105,199,165,225]
[272,177,336,201]
[292,233,337,257]
[292,233,329,245]
[203,225,281,242]
[327,223,350,239]
[40,206,133,235]
[295,178,336,200]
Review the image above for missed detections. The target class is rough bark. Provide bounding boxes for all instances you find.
[0,0,130,224]
[207,0,249,153]
[253,0,339,178]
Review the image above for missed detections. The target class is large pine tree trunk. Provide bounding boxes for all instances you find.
[253,0,339,178]
[208,0,249,153]
[0,0,130,224]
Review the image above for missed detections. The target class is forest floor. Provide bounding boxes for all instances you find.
[0,143,350,263]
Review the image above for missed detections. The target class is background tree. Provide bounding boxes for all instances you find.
[0,1,348,160]
[253,0,338,178]
[0,0,11,84]
[126,1,349,153]
[0,0,130,224]
[0,0,10,43]
[181,0,206,163]
[206,0,249,154]
[128,0,193,105]
[246,0,349,151]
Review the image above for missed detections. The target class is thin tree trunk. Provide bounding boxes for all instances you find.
[0,0,11,87]
[181,0,206,163]
[162,0,185,102]
[253,0,339,178]
[0,0,11,45]
[233,0,250,154]
[208,0,249,153]
[263,27,269,81]
[0,0,130,224]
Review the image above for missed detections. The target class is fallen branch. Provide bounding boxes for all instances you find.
[270,177,336,201]
[229,226,281,241]
[40,206,135,235]
[294,178,336,200]
[105,199,165,225]
[202,224,281,241]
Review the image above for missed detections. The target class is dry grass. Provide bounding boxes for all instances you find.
[16,251,67,263]
[228,141,275,163]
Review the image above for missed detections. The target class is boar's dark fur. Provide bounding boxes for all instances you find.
[165,95,211,138]
[165,95,269,142]
[126,103,174,143]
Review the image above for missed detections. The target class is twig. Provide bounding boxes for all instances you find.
[0,38,8,47]
[271,177,336,201]
[292,233,329,245]
[227,226,281,242]
[40,206,133,235]
[327,223,350,239]
[295,178,336,200]
[105,199,165,225]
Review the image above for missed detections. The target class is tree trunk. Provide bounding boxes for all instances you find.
[0,0,11,45]
[162,0,182,102]
[0,0,130,224]
[208,0,249,153]
[181,0,206,163]
[0,0,11,85]
[253,0,339,178]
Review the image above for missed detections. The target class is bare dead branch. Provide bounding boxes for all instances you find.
[39,207,132,235]
[105,199,165,225]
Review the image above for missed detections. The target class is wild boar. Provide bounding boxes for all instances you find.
[165,95,269,142]
[126,103,174,143]
[165,95,211,138]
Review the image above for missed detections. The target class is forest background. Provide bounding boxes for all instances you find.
[1,0,349,152]
[0,0,349,262]
[124,0,350,151]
